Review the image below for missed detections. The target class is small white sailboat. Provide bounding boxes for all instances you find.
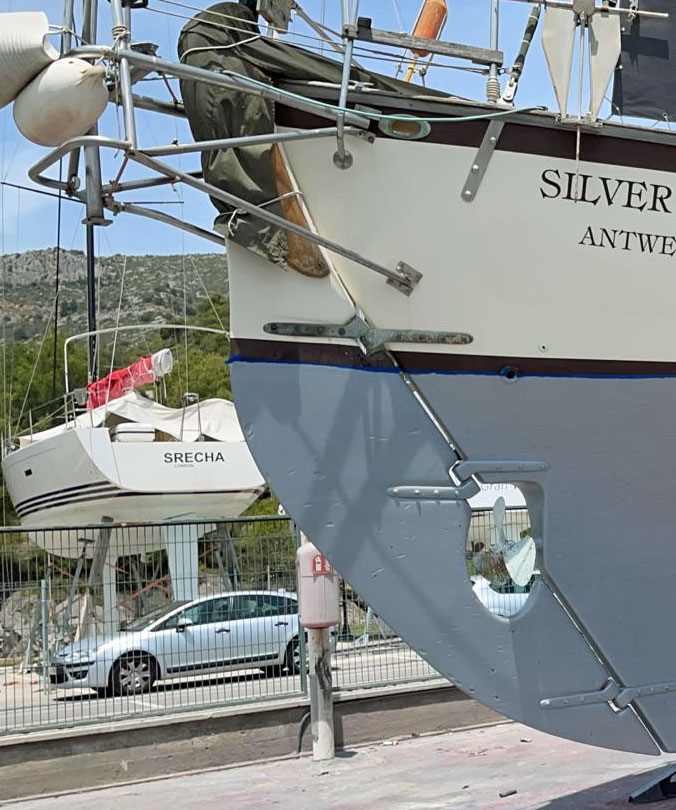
[2,349,264,548]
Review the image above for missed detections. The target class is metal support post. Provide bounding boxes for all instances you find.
[76,517,113,640]
[81,1,107,226]
[102,554,120,635]
[308,627,334,759]
[61,0,75,54]
[110,0,138,147]
[60,540,90,641]
[40,579,50,695]
[334,0,360,169]
[487,0,501,102]
[85,225,98,380]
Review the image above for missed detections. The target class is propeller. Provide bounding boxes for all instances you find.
[471,496,536,589]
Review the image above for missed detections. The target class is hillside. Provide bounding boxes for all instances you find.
[1,249,227,341]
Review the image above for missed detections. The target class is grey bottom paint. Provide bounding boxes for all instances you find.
[231,359,676,755]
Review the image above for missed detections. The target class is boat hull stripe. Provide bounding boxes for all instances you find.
[276,105,676,175]
[230,338,676,379]
[13,481,116,511]
[16,488,260,519]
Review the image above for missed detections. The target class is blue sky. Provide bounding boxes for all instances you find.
[0,1,555,256]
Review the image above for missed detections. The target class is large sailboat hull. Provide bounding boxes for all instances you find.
[227,107,676,755]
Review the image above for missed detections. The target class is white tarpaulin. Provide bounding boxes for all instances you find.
[24,391,246,445]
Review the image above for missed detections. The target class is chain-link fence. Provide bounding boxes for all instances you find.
[0,508,531,735]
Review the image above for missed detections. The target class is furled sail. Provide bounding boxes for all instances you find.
[612,0,675,120]
[86,349,173,409]
[178,2,446,277]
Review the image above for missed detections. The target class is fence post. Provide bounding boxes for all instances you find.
[293,523,308,695]
[40,579,50,696]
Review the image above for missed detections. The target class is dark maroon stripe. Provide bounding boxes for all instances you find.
[230,337,391,369]
[231,338,676,377]
[276,101,676,175]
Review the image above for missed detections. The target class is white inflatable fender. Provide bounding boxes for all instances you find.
[0,12,58,110]
[151,348,174,379]
[13,57,109,147]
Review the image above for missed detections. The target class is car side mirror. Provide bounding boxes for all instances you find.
[176,617,194,633]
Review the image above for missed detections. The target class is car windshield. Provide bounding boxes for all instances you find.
[121,602,187,631]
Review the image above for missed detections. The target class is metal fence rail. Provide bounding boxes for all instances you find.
[0,508,531,735]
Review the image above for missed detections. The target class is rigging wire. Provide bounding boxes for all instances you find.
[147,3,339,52]
[153,0,339,42]
[390,0,405,32]
[145,2,487,77]
[188,256,226,333]
[100,230,154,358]
[103,255,128,419]
[189,66,546,122]
[0,181,81,203]
[14,288,59,435]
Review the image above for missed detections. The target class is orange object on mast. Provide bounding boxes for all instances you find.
[410,0,448,57]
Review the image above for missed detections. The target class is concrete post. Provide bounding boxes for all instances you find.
[102,556,120,636]
[163,518,199,602]
[308,626,335,760]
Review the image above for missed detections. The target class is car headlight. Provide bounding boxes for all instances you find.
[65,647,104,662]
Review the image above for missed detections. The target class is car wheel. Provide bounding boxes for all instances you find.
[283,637,301,675]
[94,685,113,699]
[111,652,157,696]
[261,637,301,677]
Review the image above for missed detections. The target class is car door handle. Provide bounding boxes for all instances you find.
[215,627,230,633]
[274,621,289,626]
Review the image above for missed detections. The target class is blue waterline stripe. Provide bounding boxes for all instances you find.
[229,354,676,380]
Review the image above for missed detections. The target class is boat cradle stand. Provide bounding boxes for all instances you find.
[631,769,676,804]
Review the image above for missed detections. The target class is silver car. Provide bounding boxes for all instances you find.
[49,590,300,697]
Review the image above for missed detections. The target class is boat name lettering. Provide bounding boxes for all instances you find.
[578,227,676,256]
[163,452,226,463]
[540,169,673,213]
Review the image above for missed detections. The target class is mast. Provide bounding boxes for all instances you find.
[85,225,98,381]
[82,0,102,383]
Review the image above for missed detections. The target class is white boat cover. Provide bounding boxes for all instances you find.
[22,391,246,445]
[0,12,58,109]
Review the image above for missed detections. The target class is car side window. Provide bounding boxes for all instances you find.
[231,595,262,620]
[282,597,298,615]
[156,603,202,630]
[255,595,282,617]
[201,596,233,624]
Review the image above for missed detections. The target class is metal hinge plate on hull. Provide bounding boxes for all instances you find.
[388,460,549,502]
[264,313,473,355]
[461,119,505,202]
[542,678,676,711]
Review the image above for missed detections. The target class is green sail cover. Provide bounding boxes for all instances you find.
[178,3,443,275]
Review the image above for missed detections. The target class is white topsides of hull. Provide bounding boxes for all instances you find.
[232,129,676,364]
